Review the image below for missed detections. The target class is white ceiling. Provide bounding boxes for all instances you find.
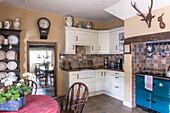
[105,0,170,20]
[0,0,121,22]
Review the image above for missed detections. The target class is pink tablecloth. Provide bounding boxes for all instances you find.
[0,95,60,113]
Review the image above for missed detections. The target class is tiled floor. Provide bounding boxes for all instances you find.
[84,94,147,113]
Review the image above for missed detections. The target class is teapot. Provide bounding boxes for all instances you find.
[64,16,73,27]
[85,22,93,29]
[4,21,12,29]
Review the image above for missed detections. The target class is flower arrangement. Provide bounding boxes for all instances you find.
[0,72,34,104]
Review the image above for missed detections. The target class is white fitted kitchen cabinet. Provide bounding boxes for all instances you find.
[75,31,91,46]
[62,28,75,54]
[98,32,110,54]
[90,32,98,54]
[110,27,124,54]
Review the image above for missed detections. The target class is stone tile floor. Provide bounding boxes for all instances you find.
[84,94,147,113]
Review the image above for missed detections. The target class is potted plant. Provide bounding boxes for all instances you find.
[42,60,50,70]
[0,73,33,111]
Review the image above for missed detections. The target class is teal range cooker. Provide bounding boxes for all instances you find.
[135,70,170,113]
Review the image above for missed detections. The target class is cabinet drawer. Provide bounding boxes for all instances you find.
[152,97,170,113]
[153,79,170,99]
[136,89,152,109]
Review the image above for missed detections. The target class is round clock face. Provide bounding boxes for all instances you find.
[38,18,50,29]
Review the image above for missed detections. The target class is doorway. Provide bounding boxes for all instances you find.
[27,41,57,97]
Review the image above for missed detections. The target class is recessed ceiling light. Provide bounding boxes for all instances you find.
[101,0,106,3]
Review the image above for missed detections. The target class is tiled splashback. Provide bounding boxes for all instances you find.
[132,43,170,72]
[131,42,170,107]
[59,46,123,69]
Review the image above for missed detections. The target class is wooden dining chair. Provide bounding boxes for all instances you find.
[55,82,89,113]
[25,79,37,95]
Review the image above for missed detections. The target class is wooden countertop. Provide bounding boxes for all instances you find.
[61,68,124,72]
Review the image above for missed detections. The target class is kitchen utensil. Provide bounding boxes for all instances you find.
[0,62,7,71]
[154,44,157,53]
[0,72,7,80]
[4,21,12,29]
[7,61,17,70]
[0,35,5,44]
[71,61,79,69]
[157,44,161,52]
[77,21,84,28]
[85,22,92,29]
[166,66,170,77]
[63,61,71,70]
[0,50,5,60]
[64,16,73,27]
[13,17,21,30]
[8,35,19,45]
[146,52,154,58]
[8,72,16,77]
[159,49,167,57]
[6,50,16,60]
[146,44,155,53]
[166,43,169,51]
[3,39,8,45]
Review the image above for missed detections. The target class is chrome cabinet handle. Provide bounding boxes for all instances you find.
[76,36,78,41]
[115,73,119,75]
[99,46,100,51]
[92,46,94,50]
[116,45,118,50]
[73,45,74,50]
[115,77,119,79]
[101,72,103,76]
[115,86,119,88]
[77,74,79,79]
[104,72,106,77]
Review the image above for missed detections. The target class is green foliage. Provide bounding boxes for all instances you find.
[41,61,50,67]
[0,81,32,104]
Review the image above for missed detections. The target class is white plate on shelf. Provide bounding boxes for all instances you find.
[6,50,16,60]
[0,62,7,71]
[7,61,17,70]
[8,35,19,45]
[0,50,5,60]
[0,72,7,80]
[0,35,5,44]
[8,72,16,77]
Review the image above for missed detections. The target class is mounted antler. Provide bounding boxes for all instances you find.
[131,0,155,28]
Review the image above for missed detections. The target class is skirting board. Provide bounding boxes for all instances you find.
[123,100,132,108]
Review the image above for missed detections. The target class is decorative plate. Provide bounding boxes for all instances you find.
[8,35,19,45]
[0,35,5,44]
[0,62,7,71]
[7,61,17,70]
[0,50,5,60]
[6,50,16,60]
[8,72,16,77]
[0,72,7,80]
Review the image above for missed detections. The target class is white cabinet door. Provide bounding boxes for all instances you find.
[110,31,119,54]
[75,31,90,46]
[98,33,110,54]
[104,71,111,92]
[64,29,75,54]
[90,32,98,54]
[117,30,124,54]
[80,78,95,93]
[95,70,104,91]
[69,72,80,87]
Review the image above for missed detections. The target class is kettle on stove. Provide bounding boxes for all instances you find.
[166,66,170,77]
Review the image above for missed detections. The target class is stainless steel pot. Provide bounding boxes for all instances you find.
[166,66,170,77]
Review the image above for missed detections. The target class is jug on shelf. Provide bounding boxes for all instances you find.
[64,16,73,27]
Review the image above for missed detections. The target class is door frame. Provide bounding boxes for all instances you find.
[27,41,58,96]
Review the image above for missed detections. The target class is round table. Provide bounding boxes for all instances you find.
[0,95,60,113]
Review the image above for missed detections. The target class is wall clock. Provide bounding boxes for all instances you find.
[37,17,51,39]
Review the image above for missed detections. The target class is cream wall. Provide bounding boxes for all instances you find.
[0,5,123,95]
[124,5,170,107]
